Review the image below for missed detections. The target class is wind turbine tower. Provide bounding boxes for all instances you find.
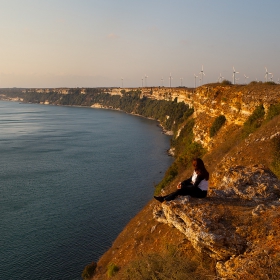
[169,73,173,87]
[180,78,183,87]
[121,78,123,88]
[244,75,249,84]
[161,78,164,87]
[194,74,198,88]
[265,67,272,82]
[232,67,239,85]
[218,73,224,83]
[200,65,205,85]
[145,74,148,87]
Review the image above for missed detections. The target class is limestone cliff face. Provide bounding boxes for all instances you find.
[189,85,280,148]
[118,84,280,148]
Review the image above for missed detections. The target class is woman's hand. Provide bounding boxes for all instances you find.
[177,182,182,189]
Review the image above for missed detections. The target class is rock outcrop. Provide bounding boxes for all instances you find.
[153,165,280,279]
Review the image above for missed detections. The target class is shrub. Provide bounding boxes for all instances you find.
[81,262,97,280]
[222,79,232,85]
[210,115,226,138]
[266,103,280,121]
[107,263,119,277]
[249,81,263,85]
[177,142,205,169]
[154,162,178,195]
[242,105,265,138]
[265,81,276,85]
[271,136,280,178]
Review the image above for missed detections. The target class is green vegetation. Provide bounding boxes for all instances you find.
[266,103,280,121]
[209,115,226,138]
[249,81,262,85]
[271,136,280,178]
[155,119,205,195]
[242,104,265,139]
[81,262,97,280]
[173,119,205,167]
[265,81,276,85]
[154,162,178,195]
[107,263,119,277]
[116,245,215,280]
[222,79,232,85]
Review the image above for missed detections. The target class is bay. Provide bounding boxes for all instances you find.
[0,101,173,280]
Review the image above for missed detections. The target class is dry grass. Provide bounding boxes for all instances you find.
[114,245,216,280]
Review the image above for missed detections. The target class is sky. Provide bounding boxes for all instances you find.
[0,0,279,88]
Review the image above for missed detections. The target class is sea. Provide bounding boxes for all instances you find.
[0,100,173,280]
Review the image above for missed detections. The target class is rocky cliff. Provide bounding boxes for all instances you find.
[91,83,280,280]
[153,164,280,279]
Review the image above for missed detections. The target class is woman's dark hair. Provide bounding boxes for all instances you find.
[192,158,209,180]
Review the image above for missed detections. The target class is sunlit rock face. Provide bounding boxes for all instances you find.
[210,165,280,201]
[153,165,280,279]
[153,197,247,260]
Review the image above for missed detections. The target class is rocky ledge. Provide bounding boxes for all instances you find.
[153,165,280,279]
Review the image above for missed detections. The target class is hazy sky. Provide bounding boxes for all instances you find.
[0,0,279,88]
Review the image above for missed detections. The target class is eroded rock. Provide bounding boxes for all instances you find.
[153,165,280,279]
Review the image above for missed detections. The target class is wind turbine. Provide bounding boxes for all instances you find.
[194,74,198,88]
[144,74,148,87]
[232,67,239,85]
[121,78,124,88]
[277,78,280,84]
[180,78,183,87]
[141,78,144,87]
[218,73,224,83]
[200,65,205,85]
[244,74,249,84]
[169,73,173,87]
[161,78,164,87]
[265,67,272,82]
[270,74,274,82]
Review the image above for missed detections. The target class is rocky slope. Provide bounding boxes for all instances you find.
[91,84,280,280]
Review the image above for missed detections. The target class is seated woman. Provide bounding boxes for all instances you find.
[154,158,209,202]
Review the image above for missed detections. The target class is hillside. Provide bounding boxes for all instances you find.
[1,83,280,279]
[87,84,280,280]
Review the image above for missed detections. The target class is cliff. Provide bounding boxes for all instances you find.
[90,83,280,280]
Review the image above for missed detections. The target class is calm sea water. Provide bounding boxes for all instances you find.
[0,101,173,280]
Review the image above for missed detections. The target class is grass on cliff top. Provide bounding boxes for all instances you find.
[114,244,215,280]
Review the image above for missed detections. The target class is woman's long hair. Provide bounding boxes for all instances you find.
[192,158,209,180]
